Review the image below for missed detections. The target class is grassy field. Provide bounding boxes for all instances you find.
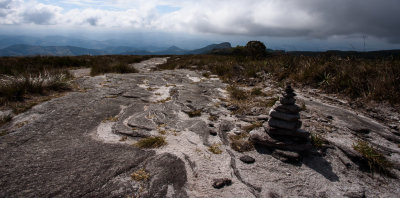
[0,55,151,114]
[157,53,400,105]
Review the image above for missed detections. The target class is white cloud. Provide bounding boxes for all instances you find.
[0,0,399,43]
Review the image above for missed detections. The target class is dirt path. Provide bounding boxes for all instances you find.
[0,58,399,197]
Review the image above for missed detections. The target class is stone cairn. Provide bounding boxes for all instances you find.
[250,85,311,152]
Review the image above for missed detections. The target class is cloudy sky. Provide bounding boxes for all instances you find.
[1,0,400,50]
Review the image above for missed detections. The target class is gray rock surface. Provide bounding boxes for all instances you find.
[0,58,399,197]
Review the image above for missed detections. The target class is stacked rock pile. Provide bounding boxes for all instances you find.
[250,85,311,152]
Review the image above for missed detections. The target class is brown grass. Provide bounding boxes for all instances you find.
[186,109,202,117]
[353,140,393,174]
[134,136,167,149]
[157,54,400,105]
[208,143,223,154]
[242,122,263,133]
[131,168,150,181]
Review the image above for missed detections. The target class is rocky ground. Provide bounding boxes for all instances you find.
[1,57,399,197]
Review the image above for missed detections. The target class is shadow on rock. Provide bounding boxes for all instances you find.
[255,144,339,181]
[303,152,339,182]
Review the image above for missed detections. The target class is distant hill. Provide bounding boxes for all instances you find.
[0,42,233,57]
[188,42,232,54]
[0,44,106,56]
[119,42,232,55]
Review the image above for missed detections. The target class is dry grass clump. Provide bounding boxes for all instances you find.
[229,133,254,152]
[131,168,150,181]
[186,109,202,118]
[250,87,264,96]
[242,122,263,133]
[227,85,248,101]
[230,139,254,152]
[103,115,119,122]
[208,143,223,154]
[311,133,324,149]
[0,72,71,104]
[353,140,393,174]
[208,115,219,121]
[134,136,167,149]
[0,115,12,127]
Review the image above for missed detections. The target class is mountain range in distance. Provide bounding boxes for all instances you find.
[0,42,232,57]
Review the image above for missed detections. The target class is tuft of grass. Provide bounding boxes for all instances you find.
[131,168,150,181]
[0,72,70,104]
[250,87,264,96]
[353,140,393,174]
[229,133,254,152]
[0,115,12,127]
[134,136,167,149]
[0,130,8,136]
[202,72,210,78]
[208,143,223,154]
[186,109,202,118]
[208,115,219,121]
[103,116,119,122]
[311,133,324,149]
[156,97,171,104]
[300,102,307,111]
[227,85,248,101]
[230,139,254,152]
[242,122,263,133]
[119,136,128,141]
[264,97,279,108]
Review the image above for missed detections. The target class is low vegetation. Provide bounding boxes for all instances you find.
[134,136,167,149]
[353,140,393,174]
[131,168,150,181]
[157,44,400,105]
[229,133,254,152]
[186,109,202,117]
[0,115,12,127]
[243,122,263,132]
[208,143,223,154]
[311,133,324,149]
[227,85,248,100]
[0,55,152,114]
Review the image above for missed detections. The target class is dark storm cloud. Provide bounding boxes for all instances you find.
[304,0,400,42]
[190,0,400,43]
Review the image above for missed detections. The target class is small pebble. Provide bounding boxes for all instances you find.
[240,155,255,164]
[212,178,232,189]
